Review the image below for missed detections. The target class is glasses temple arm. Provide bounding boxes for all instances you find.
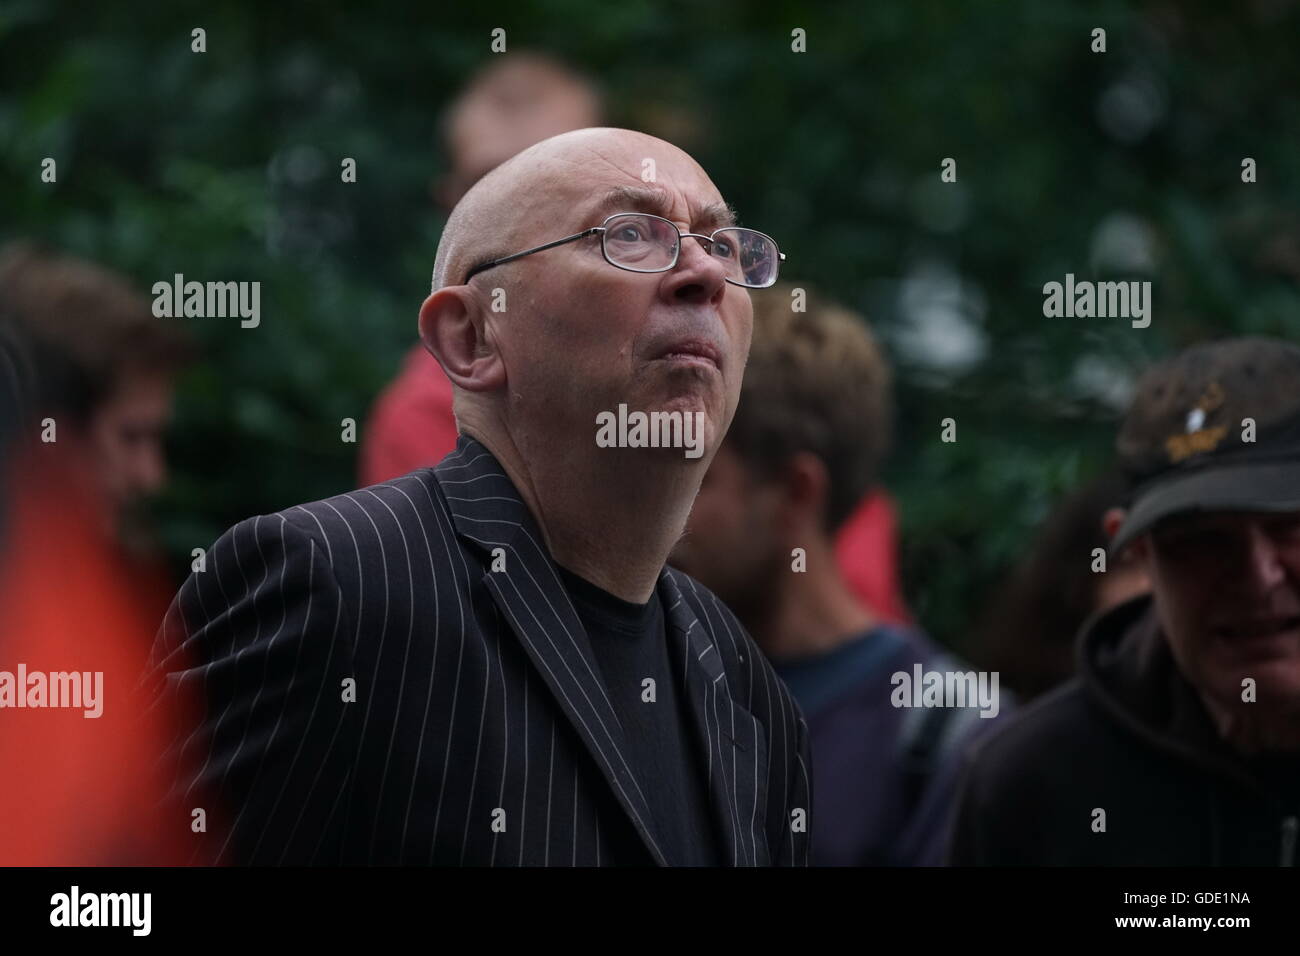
[465,228,604,282]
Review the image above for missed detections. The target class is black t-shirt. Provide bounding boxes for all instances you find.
[556,565,721,866]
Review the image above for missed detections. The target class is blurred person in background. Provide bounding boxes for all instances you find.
[0,241,193,580]
[975,471,1149,701]
[359,52,605,487]
[0,242,196,864]
[950,338,1300,865]
[671,283,1010,866]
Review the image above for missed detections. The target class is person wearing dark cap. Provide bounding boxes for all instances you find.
[948,337,1300,865]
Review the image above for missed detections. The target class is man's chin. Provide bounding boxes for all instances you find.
[595,395,722,461]
[1202,657,1300,708]
[1210,629,1300,668]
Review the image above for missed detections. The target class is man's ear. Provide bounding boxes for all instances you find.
[781,451,831,539]
[418,286,505,392]
[1102,507,1125,542]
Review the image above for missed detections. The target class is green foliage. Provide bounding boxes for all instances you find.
[4,0,1298,648]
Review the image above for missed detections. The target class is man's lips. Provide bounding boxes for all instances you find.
[1212,615,1300,645]
[654,339,721,371]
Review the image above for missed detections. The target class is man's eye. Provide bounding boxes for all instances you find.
[1267,516,1300,540]
[1155,526,1222,552]
[711,239,736,259]
[613,225,647,242]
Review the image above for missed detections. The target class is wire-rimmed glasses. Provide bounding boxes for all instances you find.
[464,212,785,288]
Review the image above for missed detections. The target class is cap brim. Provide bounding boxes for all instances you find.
[1110,459,1300,555]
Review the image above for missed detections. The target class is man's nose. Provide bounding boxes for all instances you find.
[661,235,728,306]
[1240,521,1289,591]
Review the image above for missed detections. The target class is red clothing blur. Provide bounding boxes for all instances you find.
[360,346,459,490]
[833,486,912,626]
[0,440,192,865]
[362,344,912,625]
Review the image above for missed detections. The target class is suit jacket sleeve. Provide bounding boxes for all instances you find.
[144,512,361,865]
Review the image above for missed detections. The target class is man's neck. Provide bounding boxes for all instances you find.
[465,424,702,604]
[751,543,877,663]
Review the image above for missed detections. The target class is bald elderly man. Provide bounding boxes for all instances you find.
[144,128,812,867]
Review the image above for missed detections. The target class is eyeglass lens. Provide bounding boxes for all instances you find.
[601,214,778,287]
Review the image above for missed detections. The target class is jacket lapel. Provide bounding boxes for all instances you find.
[434,436,670,866]
[659,571,771,866]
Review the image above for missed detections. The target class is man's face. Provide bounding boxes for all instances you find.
[484,133,753,467]
[671,442,786,626]
[86,374,174,515]
[1143,510,1300,713]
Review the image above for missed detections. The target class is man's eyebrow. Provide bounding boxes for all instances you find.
[590,186,738,231]
[696,201,738,231]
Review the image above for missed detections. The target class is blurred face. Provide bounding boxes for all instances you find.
[86,374,174,514]
[1143,510,1300,715]
[443,68,599,207]
[671,443,786,625]
[483,132,753,467]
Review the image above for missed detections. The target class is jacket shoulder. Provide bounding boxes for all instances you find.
[962,677,1099,776]
[946,680,1107,864]
[268,468,446,554]
[953,674,1136,831]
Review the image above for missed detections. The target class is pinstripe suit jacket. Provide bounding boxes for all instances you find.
[145,435,812,866]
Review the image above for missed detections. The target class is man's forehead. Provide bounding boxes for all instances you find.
[1156,509,1300,534]
[532,132,731,224]
[460,129,736,259]
[582,183,737,231]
